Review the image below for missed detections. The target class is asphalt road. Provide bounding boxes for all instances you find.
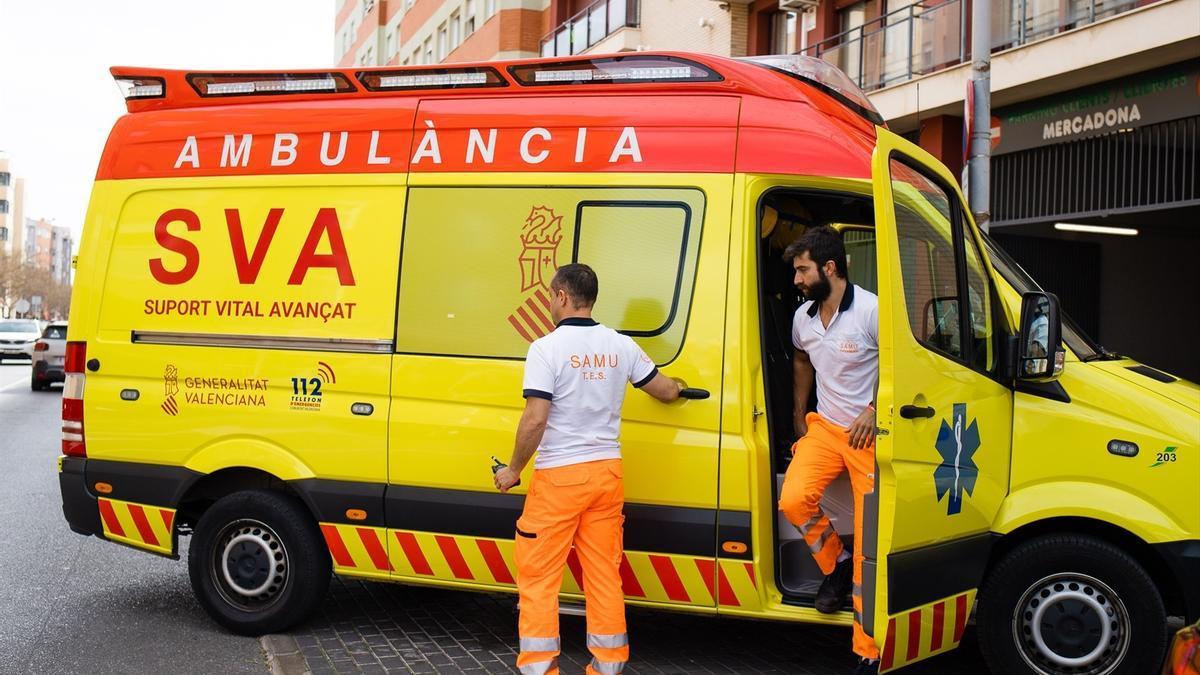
[0,361,266,675]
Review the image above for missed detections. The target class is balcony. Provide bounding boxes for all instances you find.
[801,0,1141,93]
[540,0,641,58]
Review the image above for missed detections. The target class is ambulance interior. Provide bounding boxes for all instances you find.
[756,189,877,603]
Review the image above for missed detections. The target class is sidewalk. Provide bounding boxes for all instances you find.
[272,576,984,674]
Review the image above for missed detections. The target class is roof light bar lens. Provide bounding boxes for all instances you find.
[739,55,884,126]
[357,67,506,91]
[532,66,695,83]
[114,77,165,100]
[188,73,356,97]
[510,56,721,86]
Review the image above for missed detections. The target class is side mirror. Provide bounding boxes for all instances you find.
[1017,292,1065,380]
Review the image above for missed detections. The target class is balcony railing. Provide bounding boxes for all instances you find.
[540,0,640,58]
[800,0,1141,93]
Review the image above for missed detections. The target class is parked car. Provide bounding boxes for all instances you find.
[31,322,68,390]
[0,319,41,363]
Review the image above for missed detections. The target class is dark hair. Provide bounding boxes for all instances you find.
[551,263,598,308]
[783,225,847,279]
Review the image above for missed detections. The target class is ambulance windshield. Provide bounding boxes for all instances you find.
[740,55,884,127]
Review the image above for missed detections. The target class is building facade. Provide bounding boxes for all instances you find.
[0,152,27,260]
[333,0,1200,380]
[790,0,1198,381]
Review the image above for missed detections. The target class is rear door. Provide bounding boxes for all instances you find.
[866,129,1013,671]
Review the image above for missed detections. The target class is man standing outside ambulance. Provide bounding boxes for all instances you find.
[493,263,682,675]
[778,226,881,675]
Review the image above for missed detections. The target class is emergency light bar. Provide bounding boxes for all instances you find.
[187,72,356,97]
[114,76,165,100]
[357,67,506,91]
[740,55,884,126]
[509,55,722,86]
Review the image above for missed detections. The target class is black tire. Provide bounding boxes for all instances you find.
[31,373,47,391]
[977,533,1167,675]
[188,489,330,636]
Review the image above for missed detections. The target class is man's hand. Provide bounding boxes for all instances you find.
[793,410,808,439]
[847,406,876,450]
[494,466,521,492]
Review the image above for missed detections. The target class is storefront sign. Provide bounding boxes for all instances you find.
[992,60,1199,155]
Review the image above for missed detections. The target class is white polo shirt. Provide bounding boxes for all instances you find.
[522,318,658,469]
[792,284,879,429]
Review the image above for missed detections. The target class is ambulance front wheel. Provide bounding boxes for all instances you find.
[976,533,1168,675]
[188,489,331,636]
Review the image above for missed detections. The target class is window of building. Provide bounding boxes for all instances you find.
[0,226,7,241]
[465,0,476,35]
[0,172,10,186]
[485,0,496,19]
[0,199,9,214]
[450,11,461,49]
[395,187,705,364]
[386,30,396,60]
[437,23,448,60]
[364,45,374,64]
[424,37,434,63]
[363,0,375,15]
[770,11,798,54]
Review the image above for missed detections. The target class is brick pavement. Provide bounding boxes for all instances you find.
[281,576,986,674]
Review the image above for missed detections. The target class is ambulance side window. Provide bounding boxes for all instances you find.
[395,187,704,364]
[573,201,697,363]
[890,158,995,373]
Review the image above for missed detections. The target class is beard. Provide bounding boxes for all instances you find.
[802,268,832,304]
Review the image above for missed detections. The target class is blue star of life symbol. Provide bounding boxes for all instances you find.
[933,403,980,516]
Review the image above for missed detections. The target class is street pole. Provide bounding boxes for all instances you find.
[968,0,991,231]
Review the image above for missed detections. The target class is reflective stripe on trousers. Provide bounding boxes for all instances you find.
[588,657,627,674]
[586,633,629,649]
[520,637,562,653]
[518,657,558,675]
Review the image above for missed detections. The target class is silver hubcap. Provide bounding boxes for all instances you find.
[1013,573,1130,675]
[211,519,289,611]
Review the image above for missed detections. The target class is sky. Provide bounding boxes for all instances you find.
[0,0,337,241]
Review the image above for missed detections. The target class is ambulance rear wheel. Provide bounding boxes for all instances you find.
[189,490,330,636]
[976,533,1167,675]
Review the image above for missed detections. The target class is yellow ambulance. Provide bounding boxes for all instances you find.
[59,53,1198,673]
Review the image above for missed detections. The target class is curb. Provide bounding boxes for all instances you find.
[261,634,309,675]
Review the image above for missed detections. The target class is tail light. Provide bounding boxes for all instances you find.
[35,341,49,352]
[62,341,86,457]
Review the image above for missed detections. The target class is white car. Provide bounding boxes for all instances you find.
[0,319,41,362]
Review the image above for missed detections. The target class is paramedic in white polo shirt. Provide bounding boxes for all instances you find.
[494,263,681,675]
[776,226,882,675]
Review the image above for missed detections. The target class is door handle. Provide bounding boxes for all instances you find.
[680,388,710,400]
[899,404,935,419]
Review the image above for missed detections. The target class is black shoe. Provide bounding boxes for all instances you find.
[814,557,853,614]
[852,658,879,674]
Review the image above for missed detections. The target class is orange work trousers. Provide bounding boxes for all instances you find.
[514,458,627,675]
[779,412,880,661]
